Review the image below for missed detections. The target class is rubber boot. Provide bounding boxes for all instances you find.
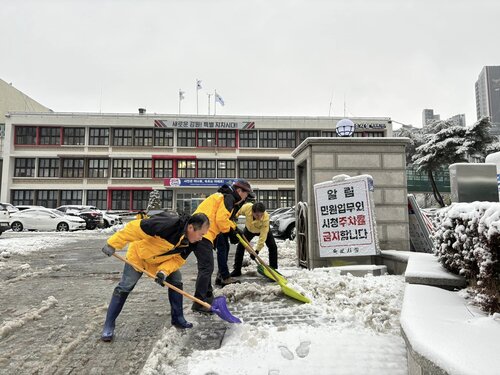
[101,290,128,342]
[168,282,193,329]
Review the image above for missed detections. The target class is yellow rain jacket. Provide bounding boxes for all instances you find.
[237,203,270,252]
[107,213,193,276]
[194,185,242,244]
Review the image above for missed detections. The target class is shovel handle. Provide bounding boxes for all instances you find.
[112,253,211,309]
[235,233,282,284]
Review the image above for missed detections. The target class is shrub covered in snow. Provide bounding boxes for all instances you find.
[432,202,499,313]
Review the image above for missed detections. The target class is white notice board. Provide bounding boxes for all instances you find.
[314,176,379,257]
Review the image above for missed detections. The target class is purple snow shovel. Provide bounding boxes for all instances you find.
[112,253,241,323]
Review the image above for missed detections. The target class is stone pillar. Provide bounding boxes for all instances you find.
[292,137,410,269]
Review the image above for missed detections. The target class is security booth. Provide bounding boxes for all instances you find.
[291,137,410,270]
[449,163,499,203]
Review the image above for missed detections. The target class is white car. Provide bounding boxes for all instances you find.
[101,212,123,228]
[10,208,87,232]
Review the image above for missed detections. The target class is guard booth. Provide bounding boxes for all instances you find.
[291,137,410,269]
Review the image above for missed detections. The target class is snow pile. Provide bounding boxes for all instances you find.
[432,202,500,313]
[0,233,80,256]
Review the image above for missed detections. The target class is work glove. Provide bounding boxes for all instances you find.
[155,271,168,287]
[229,227,244,245]
[101,244,115,257]
[250,250,260,260]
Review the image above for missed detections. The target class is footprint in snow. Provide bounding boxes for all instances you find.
[295,340,311,358]
[278,345,294,360]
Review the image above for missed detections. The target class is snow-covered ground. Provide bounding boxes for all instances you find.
[142,239,408,375]
[4,226,494,374]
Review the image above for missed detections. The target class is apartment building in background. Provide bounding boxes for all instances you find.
[475,65,500,135]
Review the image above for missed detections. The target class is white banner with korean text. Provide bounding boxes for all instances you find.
[314,175,379,257]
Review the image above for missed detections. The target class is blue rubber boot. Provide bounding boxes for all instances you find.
[169,282,193,329]
[101,290,128,342]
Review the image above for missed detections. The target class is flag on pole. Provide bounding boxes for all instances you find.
[215,92,225,106]
[179,89,185,101]
[196,79,202,90]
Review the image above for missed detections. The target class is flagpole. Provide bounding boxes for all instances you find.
[179,89,181,115]
[207,93,212,115]
[214,89,217,116]
[196,80,199,115]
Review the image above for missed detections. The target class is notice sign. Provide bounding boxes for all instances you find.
[314,176,379,257]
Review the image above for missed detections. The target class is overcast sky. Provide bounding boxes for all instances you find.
[2,0,500,128]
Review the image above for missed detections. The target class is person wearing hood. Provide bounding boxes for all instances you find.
[191,179,253,313]
[99,211,210,341]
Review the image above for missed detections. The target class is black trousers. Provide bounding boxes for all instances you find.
[193,237,214,302]
[233,227,278,271]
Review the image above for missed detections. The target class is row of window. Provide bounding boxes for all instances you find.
[15,126,384,148]
[13,158,296,179]
[10,189,295,211]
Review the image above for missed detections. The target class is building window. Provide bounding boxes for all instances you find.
[217,160,236,178]
[60,190,82,205]
[279,190,295,207]
[38,158,60,177]
[15,126,37,145]
[87,190,107,209]
[112,128,133,146]
[134,128,154,146]
[259,131,277,148]
[132,190,150,210]
[218,130,236,148]
[258,190,278,210]
[89,128,109,145]
[177,159,196,177]
[11,190,34,205]
[160,190,173,209]
[88,159,109,178]
[133,159,152,178]
[39,127,61,145]
[111,190,130,210]
[37,190,58,208]
[278,160,295,179]
[153,159,173,178]
[278,131,297,148]
[322,131,337,137]
[259,160,277,179]
[14,158,35,177]
[366,132,384,137]
[177,129,196,147]
[239,160,258,179]
[61,159,84,178]
[239,130,257,148]
[198,160,216,178]
[197,130,216,147]
[299,130,321,143]
[63,127,85,145]
[112,159,131,178]
[154,129,174,147]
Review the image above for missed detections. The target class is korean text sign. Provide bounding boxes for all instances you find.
[314,176,378,257]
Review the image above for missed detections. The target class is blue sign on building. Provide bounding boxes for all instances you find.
[164,178,236,187]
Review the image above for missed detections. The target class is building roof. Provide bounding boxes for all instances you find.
[0,79,52,121]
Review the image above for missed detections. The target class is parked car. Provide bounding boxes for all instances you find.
[10,208,87,232]
[16,205,47,211]
[101,212,123,228]
[270,206,296,240]
[0,203,12,235]
[0,202,19,214]
[56,205,103,229]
